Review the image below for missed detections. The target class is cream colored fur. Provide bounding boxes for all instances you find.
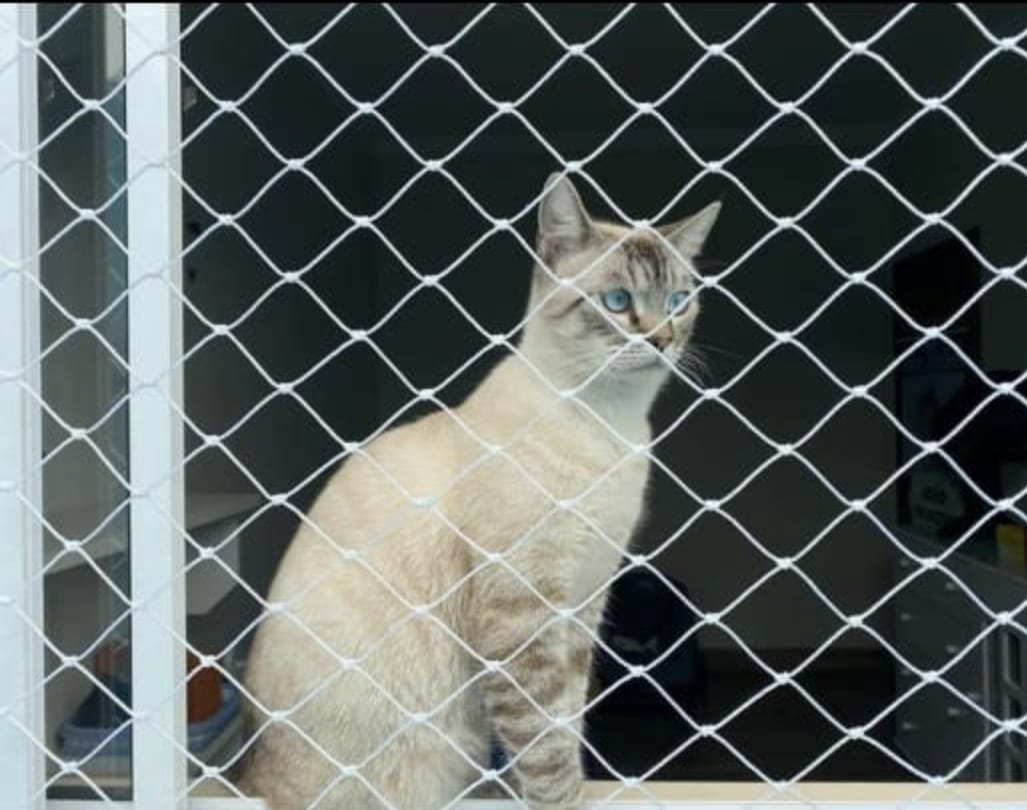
[240,174,720,810]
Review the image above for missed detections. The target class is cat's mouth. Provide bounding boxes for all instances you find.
[607,344,679,373]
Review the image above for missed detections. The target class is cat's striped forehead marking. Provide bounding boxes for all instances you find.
[550,229,701,321]
[579,222,691,291]
[621,236,670,289]
[606,232,701,295]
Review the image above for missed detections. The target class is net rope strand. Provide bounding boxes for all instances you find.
[1,3,1026,807]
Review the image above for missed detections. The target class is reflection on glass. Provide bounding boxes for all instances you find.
[39,5,130,800]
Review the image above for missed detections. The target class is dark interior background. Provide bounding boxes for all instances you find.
[175,2,1027,781]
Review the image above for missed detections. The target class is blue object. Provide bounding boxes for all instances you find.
[489,738,509,772]
[59,678,241,765]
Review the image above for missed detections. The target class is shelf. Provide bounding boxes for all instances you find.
[895,527,1027,590]
[187,493,264,532]
[44,492,263,577]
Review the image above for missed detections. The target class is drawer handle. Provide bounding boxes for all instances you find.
[946,706,965,719]
[900,668,915,679]
[943,581,958,593]
[944,643,961,656]
[899,612,914,623]
[901,720,918,733]
[899,559,912,570]
[966,691,982,704]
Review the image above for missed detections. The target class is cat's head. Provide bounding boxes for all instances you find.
[522,173,721,389]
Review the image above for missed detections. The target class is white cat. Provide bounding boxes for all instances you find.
[240,174,721,810]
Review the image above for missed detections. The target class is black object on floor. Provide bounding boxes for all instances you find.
[585,652,909,782]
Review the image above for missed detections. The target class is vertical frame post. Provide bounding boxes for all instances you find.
[125,4,185,808]
[0,5,44,809]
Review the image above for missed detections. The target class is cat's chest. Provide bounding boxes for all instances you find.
[543,424,650,536]
[568,462,647,602]
[578,457,648,529]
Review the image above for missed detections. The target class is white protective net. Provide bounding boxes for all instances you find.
[3,3,1027,808]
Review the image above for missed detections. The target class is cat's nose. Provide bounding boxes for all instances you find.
[646,327,673,351]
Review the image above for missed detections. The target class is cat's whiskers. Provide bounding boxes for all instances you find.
[674,345,713,386]
[689,340,743,362]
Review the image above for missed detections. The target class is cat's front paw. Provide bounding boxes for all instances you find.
[525,783,585,810]
[526,800,583,810]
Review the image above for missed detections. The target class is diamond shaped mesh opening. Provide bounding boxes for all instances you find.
[2,3,1026,808]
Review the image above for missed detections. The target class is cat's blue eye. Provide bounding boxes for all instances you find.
[601,288,633,313]
[666,290,691,315]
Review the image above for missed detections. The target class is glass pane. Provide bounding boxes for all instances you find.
[38,5,130,801]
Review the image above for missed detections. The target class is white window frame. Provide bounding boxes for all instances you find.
[1,3,1024,808]
[124,4,186,809]
[1,4,44,810]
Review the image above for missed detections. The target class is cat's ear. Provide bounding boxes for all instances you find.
[660,201,722,258]
[537,173,593,263]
